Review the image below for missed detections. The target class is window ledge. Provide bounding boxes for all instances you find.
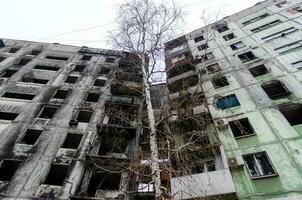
[250,173,278,180]
[234,133,256,139]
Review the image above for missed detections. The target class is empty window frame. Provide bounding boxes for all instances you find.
[86,93,100,102]
[0,159,21,181]
[22,77,49,84]
[279,103,302,126]
[262,27,298,41]
[214,23,229,33]
[0,40,5,48]
[65,76,78,84]
[38,106,58,119]
[212,76,229,88]
[288,6,302,14]
[274,40,302,54]
[238,51,257,63]
[87,172,121,196]
[29,50,41,56]
[194,35,204,43]
[230,41,245,50]
[99,67,111,75]
[242,13,270,26]
[292,60,302,69]
[262,80,290,99]
[81,55,92,61]
[16,58,32,66]
[217,94,240,110]
[0,57,6,62]
[229,118,255,138]
[105,57,115,63]
[53,90,69,99]
[251,20,282,33]
[2,92,35,100]
[0,112,19,121]
[206,63,221,74]
[9,48,20,53]
[243,152,277,178]
[19,129,42,145]
[197,43,209,51]
[223,33,235,41]
[94,78,106,87]
[191,161,216,174]
[34,65,60,71]
[45,55,69,61]
[74,65,86,72]
[76,110,92,123]
[43,164,69,186]
[249,64,268,77]
[61,133,83,149]
[0,69,17,78]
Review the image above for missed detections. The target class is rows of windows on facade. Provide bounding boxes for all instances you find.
[0,39,126,188]
[166,1,302,180]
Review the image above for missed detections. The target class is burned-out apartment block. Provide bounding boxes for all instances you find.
[0,38,148,199]
[165,0,302,199]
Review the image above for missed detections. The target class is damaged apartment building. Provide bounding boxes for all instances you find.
[164,0,302,199]
[0,38,149,199]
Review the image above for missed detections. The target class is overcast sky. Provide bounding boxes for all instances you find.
[1,0,261,49]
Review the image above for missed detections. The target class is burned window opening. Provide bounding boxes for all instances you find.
[99,67,111,75]
[0,112,19,121]
[105,57,115,63]
[94,79,106,87]
[249,64,268,77]
[197,43,209,51]
[238,51,257,63]
[19,129,42,145]
[87,172,121,196]
[243,152,277,178]
[53,89,69,99]
[74,65,86,72]
[86,93,100,102]
[34,65,60,71]
[9,48,20,53]
[0,69,18,78]
[65,76,78,84]
[16,58,32,66]
[0,159,21,181]
[43,164,69,186]
[214,23,229,33]
[223,33,235,41]
[2,92,35,100]
[62,133,83,149]
[229,118,254,138]
[76,110,92,123]
[81,55,92,61]
[262,80,290,99]
[212,76,229,89]
[279,103,302,126]
[29,50,41,56]
[45,55,69,61]
[39,106,58,119]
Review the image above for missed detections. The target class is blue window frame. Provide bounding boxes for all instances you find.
[217,94,240,110]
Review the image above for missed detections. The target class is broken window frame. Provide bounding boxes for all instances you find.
[0,159,22,182]
[74,65,86,72]
[261,80,290,99]
[238,51,257,63]
[249,64,268,77]
[38,106,58,119]
[65,76,78,84]
[243,152,277,179]
[211,76,229,89]
[229,118,255,139]
[18,129,43,145]
[206,63,221,74]
[9,47,20,53]
[61,133,83,149]
[53,89,70,99]
[85,93,100,102]
[223,33,235,41]
[45,55,69,61]
[194,35,204,43]
[197,43,209,51]
[214,23,229,33]
[230,41,245,50]
[43,163,69,186]
[94,78,106,87]
[76,110,93,123]
[0,69,18,78]
[216,94,240,110]
[2,92,36,100]
[0,111,19,121]
[34,65,60,71]
[81,55,92,61]
[278,103,302,126]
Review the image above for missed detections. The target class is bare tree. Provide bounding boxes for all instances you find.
[109,0,183,198]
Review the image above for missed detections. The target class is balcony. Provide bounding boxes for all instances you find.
[166,55,193,71]
[111,80,143,96]
[171,169,236,199]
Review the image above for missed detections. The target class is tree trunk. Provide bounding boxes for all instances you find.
[140,54,162,199]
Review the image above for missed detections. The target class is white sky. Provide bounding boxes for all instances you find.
[1,0,262,49]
